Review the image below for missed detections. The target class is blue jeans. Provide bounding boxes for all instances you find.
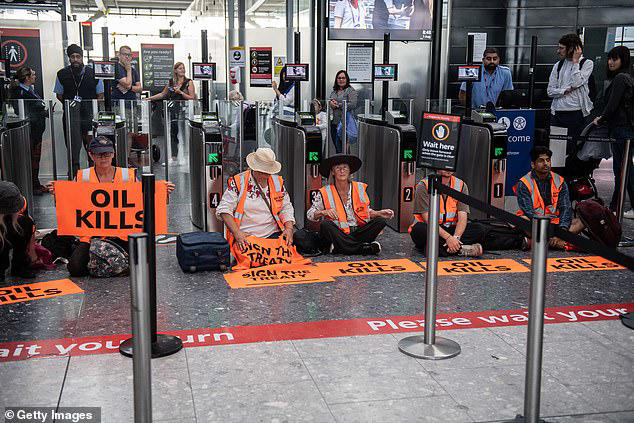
[330,123,342,154]
[609,126,634,210]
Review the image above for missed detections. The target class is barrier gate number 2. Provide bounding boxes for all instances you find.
[403,187,414,202]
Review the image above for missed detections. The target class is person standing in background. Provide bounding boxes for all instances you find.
[333,0,368,28]
[54,44,104,175]
[329,70,358,154]
[112,45,141,101]
[10,67,48,194]
[592,46,634,218]
[459,48,513,108]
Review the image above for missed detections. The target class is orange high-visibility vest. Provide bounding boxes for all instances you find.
[515,171,563,224]
[76,167,136,243]
[226,170,286,245]
[408,175,464,233]
[319,182,370,234]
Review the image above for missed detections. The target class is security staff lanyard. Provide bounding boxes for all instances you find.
[71,67,86,97]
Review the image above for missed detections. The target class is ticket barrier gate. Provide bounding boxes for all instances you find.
[272,117,322,230]
[454,121,508,220]
[188,113,223,231]
[92,112,127,168]
[357,116,418,232]
[0,117,33,215]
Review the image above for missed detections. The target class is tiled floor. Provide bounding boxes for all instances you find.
[1,156,632,422]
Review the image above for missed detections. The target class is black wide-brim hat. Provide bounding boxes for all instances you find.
[319,154,362,178]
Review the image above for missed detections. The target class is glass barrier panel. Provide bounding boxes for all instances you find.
[425,99,453,114]
[256,100,276,149]
[218,99,243,189]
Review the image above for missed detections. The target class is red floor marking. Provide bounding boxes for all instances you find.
[0,302,631,362]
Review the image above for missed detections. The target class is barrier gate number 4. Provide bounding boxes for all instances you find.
[209,193,221,208]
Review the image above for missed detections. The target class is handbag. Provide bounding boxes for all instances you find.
[337,111,358,143]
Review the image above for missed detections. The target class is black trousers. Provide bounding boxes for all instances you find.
[319,218,387,255]
[0,215,35,274]
[410,221,485,257]
[68,237,128,277]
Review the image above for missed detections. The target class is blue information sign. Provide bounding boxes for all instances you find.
[494,109,535,195]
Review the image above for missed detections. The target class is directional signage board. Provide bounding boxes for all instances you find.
[229,46,246,68]
[249,47,273,87]
[418,113,462,171]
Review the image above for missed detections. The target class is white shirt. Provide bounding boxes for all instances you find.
[334,0,367,28]
[306,183,374,227]
[216,173,295,238]
[315,111,328,142]
[547,58,594,117]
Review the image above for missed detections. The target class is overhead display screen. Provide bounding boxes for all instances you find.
[328,0,433,41]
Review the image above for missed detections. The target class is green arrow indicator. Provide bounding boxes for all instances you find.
[308,151,319,162]
[208,153,219,163]
[495,147,503,157]
[403,149,413,159]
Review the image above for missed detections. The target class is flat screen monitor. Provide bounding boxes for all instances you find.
[93,61,116,79]
[286,64,309,81]
[328,0,432,41]
[457,65,481,82]
[192,62,216,81]
[373,64,398,81]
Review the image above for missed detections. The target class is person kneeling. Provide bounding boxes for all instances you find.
[307,154,394,255]
[409,170,484,257]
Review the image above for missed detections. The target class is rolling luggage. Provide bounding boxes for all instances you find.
[176,232,231,273]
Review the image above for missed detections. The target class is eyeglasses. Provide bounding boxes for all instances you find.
[93,152,114,158]
[333,165,349,172]
[120,52,132,57]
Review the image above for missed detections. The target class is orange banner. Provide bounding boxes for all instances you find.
[314,259,423,276]
[225,265,334,288]
[231,236,311,270]
[420,259,530,275]
[523,256,625,272]
[54,181,168,238]
[0,279,83,305]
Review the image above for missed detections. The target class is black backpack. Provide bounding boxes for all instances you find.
[557,58,597,102]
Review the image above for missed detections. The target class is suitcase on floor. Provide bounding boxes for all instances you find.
[176,232,231,273]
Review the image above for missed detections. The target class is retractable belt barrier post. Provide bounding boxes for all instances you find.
[120,174,183,358]
[520,216,550,423]
[398,174,461,360]
[128,233,152,423]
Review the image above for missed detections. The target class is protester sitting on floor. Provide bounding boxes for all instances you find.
[409,170,484,257]
[47,136,175,276]
[306,154,394,255]
[216,147,295,251]
[0,182,37,281]
[516,146,585,249]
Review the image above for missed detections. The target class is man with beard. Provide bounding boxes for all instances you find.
[459,47,513,108]
[54,44,104,175]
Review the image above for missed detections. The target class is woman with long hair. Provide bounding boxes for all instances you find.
[272,66,295,116]
[146,62,196,162]
[0,182,36,281]
[328,70,358,153]
[9,67,48,194]
[593,46,634,217]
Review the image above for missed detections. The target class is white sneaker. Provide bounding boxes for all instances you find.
[623,209,634,219]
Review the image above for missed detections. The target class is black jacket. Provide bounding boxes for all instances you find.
[8,84,47,132]
[600,72,634,128]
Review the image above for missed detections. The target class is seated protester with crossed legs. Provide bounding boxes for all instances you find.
[409,170,484,257]
[306,154,394,255]
[216,148,295,252]
[47,136,175,276]
[515,146,585,249]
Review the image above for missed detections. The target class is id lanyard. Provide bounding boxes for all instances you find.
[347,0,361,28]
[71,67,86,100]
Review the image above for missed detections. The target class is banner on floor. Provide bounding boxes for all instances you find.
[231,236,311,270]
[0,279,83,306]
[523,256,624,272]
[54,181,168,238]
[314,259,423,276]
[419,259,530,275]
[225,265,334,288]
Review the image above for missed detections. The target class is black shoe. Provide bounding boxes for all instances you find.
[360,241,381,255]
[10,268,37,279]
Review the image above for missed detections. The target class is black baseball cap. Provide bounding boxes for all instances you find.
[88,136,115,154]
